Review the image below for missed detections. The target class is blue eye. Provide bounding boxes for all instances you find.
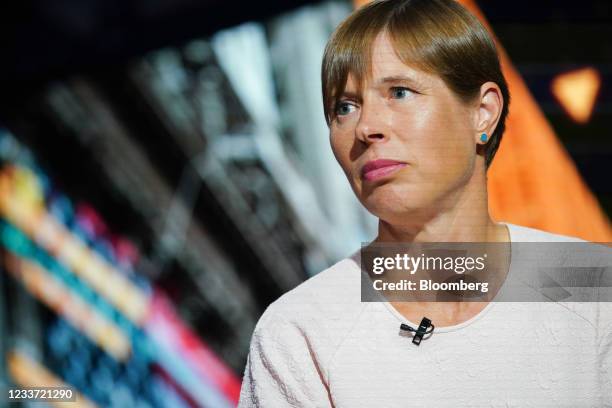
[335,101,356,116]
[391,87,413,99]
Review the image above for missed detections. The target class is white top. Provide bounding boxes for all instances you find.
[238,223,612,407]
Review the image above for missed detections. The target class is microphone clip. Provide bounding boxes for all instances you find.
[400,317,434,346]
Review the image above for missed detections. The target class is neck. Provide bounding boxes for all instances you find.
[374,165,508,244]
[376,166,511,325]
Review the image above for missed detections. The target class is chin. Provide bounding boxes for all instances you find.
[363,194,424,220]
[360,183,437,222]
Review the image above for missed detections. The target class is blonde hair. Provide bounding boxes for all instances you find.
[321,0,510,169]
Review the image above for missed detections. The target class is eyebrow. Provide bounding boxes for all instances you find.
[337,74,425,101]
[376,75,422,86]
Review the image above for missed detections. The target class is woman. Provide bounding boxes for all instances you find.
[238,0,611,406]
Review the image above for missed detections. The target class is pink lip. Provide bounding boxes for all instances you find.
[361,159,407,181]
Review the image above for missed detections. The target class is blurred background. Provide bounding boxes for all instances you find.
[0,0,610,406]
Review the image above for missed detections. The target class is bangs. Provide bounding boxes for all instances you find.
[321,3,387,125]
[321,1,438,125]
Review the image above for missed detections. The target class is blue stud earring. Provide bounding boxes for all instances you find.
[480,133,488,143]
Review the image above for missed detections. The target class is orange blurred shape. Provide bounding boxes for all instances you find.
[551,67,601,124]
[352,0,611,241]
[8,349,98,407]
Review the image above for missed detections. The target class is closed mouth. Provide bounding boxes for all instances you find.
[361,159,407,182]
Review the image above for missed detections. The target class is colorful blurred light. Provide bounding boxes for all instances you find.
[552,67,601,124]
[7,349,98,407]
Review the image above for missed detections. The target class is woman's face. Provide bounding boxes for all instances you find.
[329,32,480,224]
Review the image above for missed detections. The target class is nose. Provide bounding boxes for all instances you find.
[355,102,388,144]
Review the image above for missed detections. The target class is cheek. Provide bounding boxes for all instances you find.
[407,105,474,175]
[329,130,354,177]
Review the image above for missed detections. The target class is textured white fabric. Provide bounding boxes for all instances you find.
[238,223,612,407]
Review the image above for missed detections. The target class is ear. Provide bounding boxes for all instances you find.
[473,82,503,144]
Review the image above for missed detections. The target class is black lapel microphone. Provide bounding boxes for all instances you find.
[400,317,434,346]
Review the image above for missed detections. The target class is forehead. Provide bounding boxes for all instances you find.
[344,32,435,91]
